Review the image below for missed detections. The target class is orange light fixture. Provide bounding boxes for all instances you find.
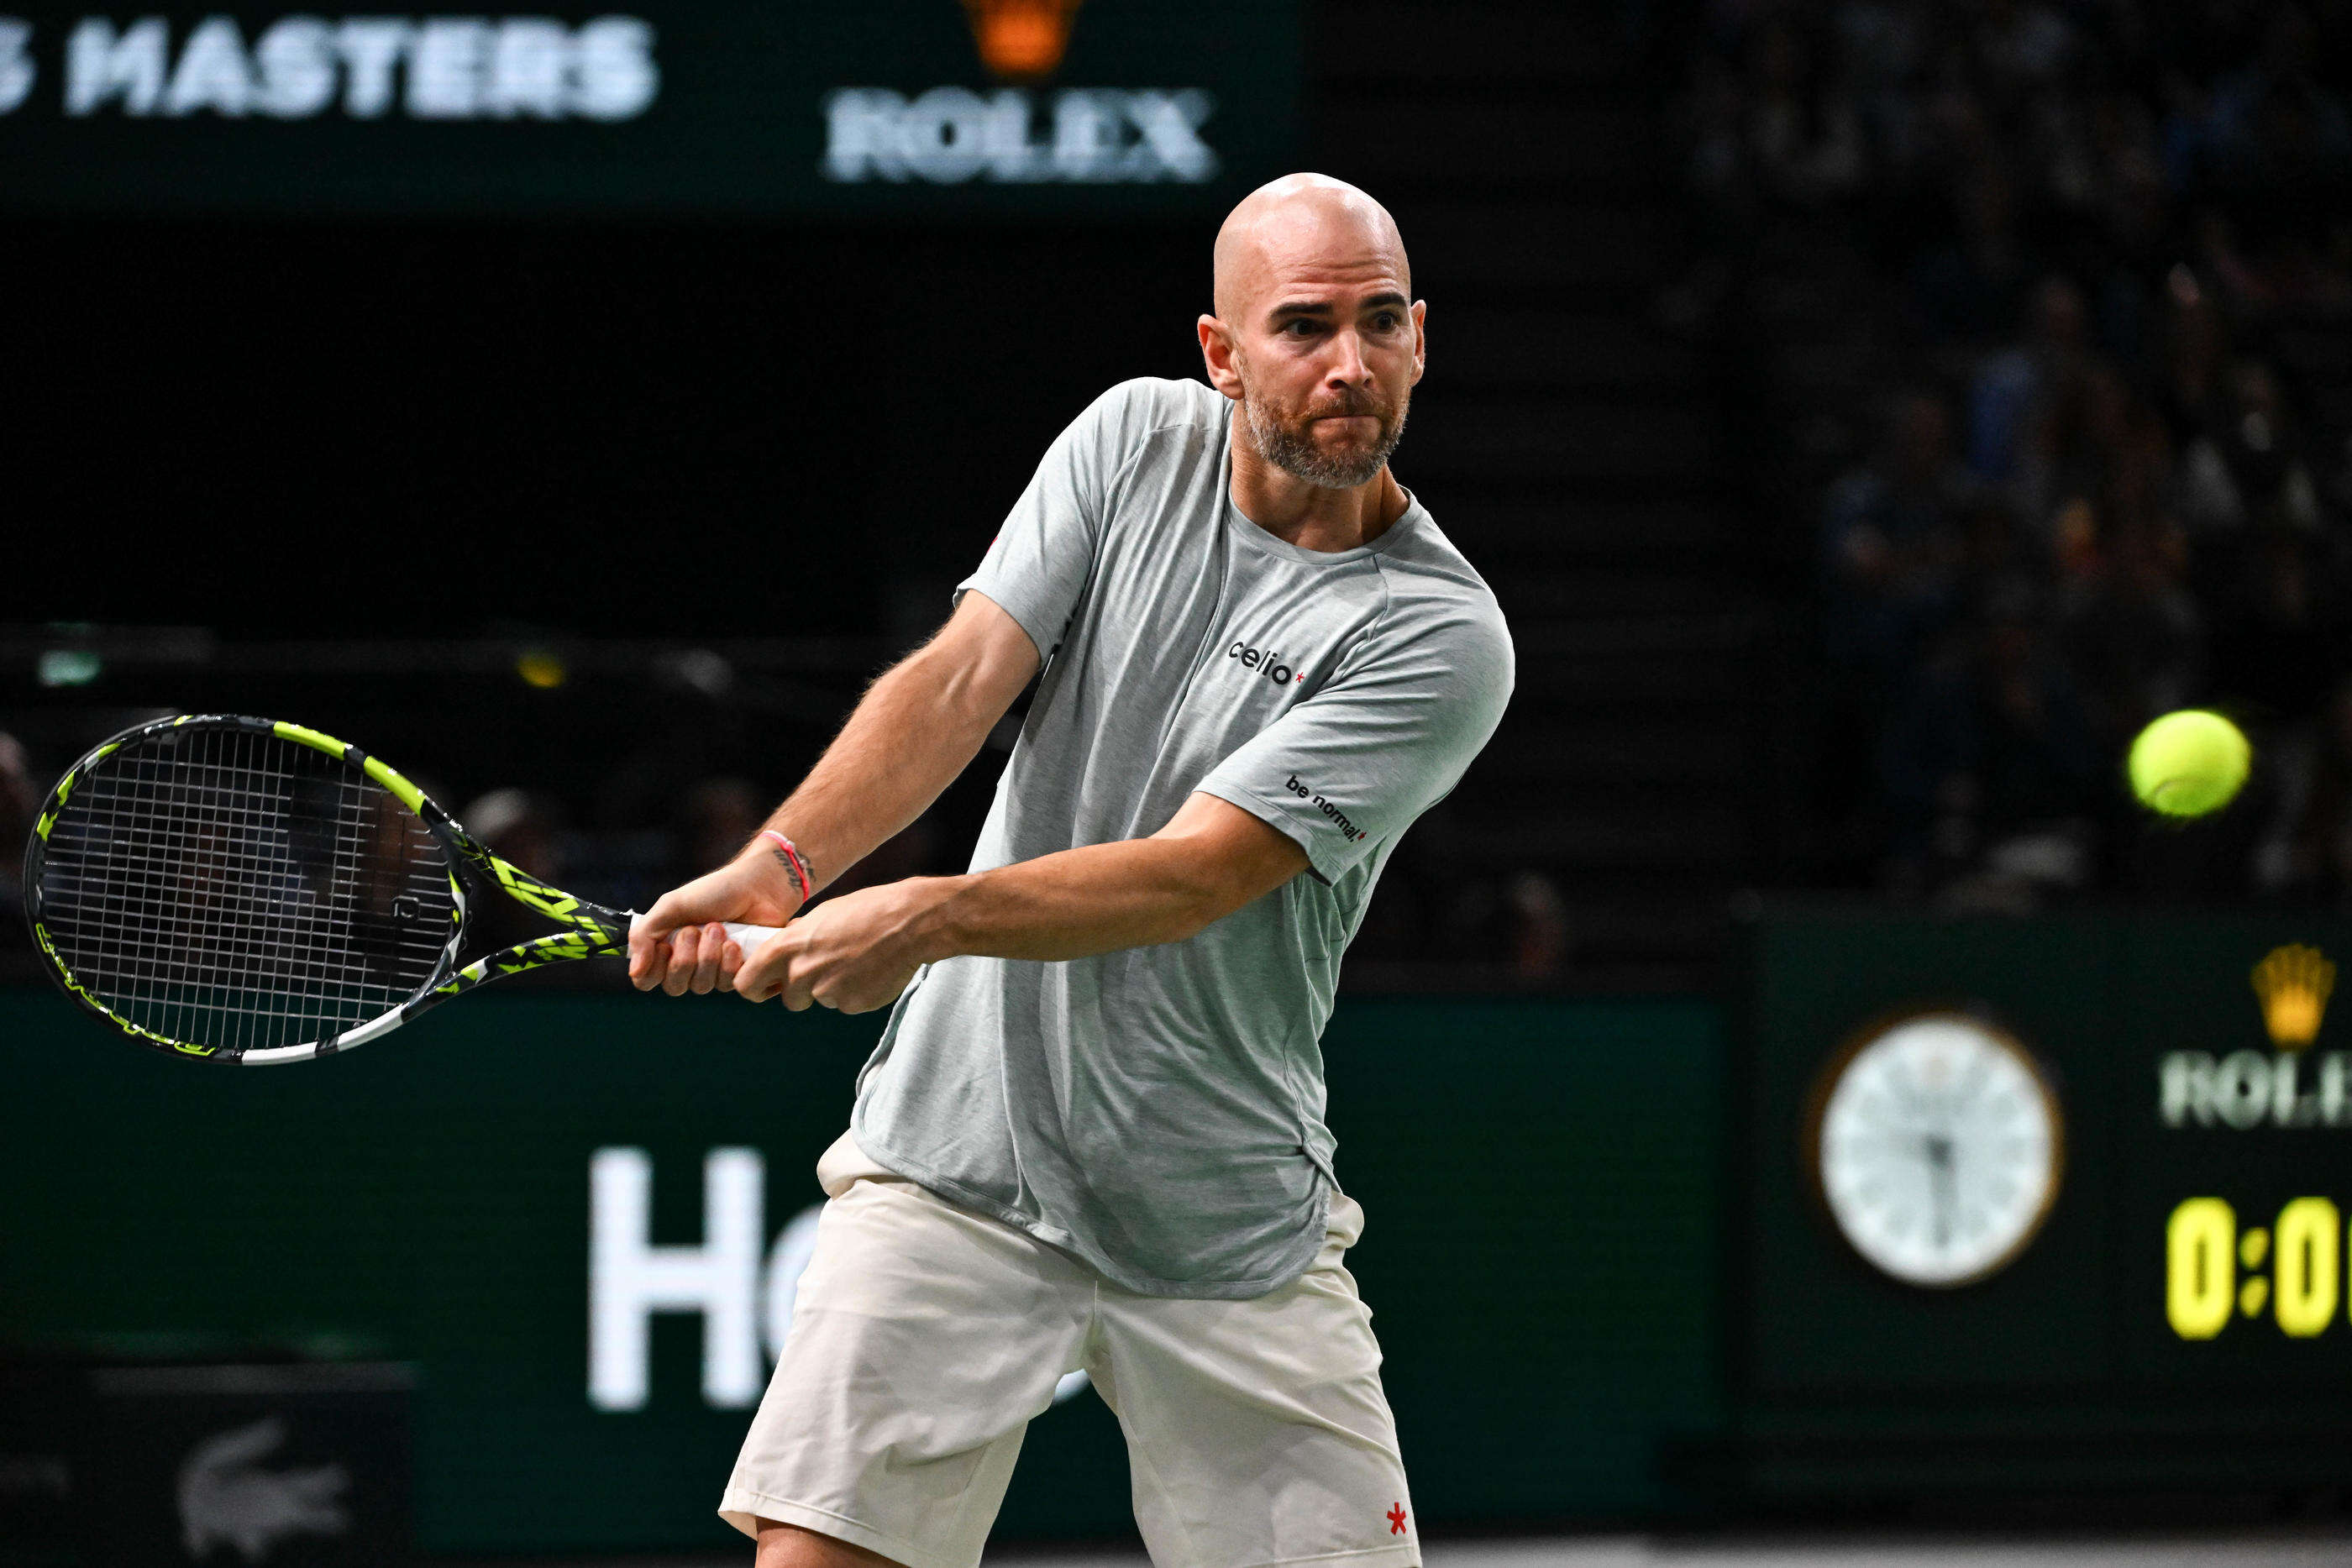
[961,0,1084,81]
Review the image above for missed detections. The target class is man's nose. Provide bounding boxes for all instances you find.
[1326,328,1373,387]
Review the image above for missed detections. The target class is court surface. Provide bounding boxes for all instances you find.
[1365,1538,2352,1568]
[486,1529,2352,1568]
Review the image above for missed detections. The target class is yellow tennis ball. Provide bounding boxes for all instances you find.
[2129,710,2250,818]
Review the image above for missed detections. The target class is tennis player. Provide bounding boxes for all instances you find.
[628,173,1513,1568]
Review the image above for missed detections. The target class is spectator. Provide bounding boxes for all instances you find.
[0,734,40,946]
[2056,512,2204,747]
[1966,273,2096,511]
[2155,262,2229,450]
[2265,674,2352,902]
[1821,386,1975,695]
[460,787,570,952]
[463,788,566,884]
[1969,0,2071,97]
[2176,358,2324,539]
[1505,872,1571,985]
[1911,163,2036,343]
[2202,5,2352,205]
[1877,584,2103,899]
[1746,13,1869,207]
[681,777,766,876]
[2207,518,2352,725]
[1687,6,1866,225]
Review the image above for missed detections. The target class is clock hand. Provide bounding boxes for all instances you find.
[1924,1133,1956,1250]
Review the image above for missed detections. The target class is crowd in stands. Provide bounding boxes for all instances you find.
[1685,0,2352,905]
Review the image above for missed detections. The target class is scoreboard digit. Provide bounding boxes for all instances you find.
[2166,1196,2344,1340]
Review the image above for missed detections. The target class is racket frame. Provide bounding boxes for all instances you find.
[24,713,637,1065]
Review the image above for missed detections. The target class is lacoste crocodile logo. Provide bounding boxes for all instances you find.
[178,1417,349,1563]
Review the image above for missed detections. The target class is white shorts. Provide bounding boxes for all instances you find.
[718,1133,1419,1568]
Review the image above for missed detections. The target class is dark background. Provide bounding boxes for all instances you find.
[3,218,1201,639]
[13,0,2352,1556]
[3,3,1727,991]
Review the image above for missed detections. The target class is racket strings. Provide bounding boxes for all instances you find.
[37,726,458,1052]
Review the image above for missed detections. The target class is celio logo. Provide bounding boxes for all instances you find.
[1228,640,1305,686]
[822,0,1217,186]
[2160,944,2352,1130]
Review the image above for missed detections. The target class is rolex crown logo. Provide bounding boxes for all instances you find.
[2253,943,2335,1051]
[961,0,1084,81]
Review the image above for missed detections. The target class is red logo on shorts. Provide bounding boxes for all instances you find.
[1387,1503,1408,1534]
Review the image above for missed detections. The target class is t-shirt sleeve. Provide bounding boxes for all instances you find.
[1195,592,1514,885]
[956,381,1144,663]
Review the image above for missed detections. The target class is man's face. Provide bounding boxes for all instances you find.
[1225,231,1424,490]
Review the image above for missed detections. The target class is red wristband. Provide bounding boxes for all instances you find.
[761,830,813,902]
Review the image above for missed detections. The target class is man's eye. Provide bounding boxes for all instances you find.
[1373,312,1400,330]
[1284,319,1319,336]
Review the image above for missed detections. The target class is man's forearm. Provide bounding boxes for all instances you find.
[909,838,1244,963]
[758,642,1010,896]
[733,793,1306,1011]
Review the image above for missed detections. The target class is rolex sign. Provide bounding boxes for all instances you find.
[0,1,1295,212]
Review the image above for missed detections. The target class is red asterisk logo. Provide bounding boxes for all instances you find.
[1387,1503,1409,1534]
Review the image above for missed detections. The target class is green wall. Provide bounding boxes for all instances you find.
[0,987,1725,1555]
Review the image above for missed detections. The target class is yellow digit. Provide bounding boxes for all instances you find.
[2168,1197,2235,1340]
[2274,1198,2340,1338]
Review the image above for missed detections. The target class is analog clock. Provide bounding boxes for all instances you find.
[1807,1010,2065,1287]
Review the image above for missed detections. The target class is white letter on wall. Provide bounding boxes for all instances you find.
[589,1146,764,1411]
[569,16,656,121]
[822,89,906,182]
[162,17,254,118]
[0,18,37,114]
[254,18,337,118]
[66,17,167,116]
[759,1203,827,1362]
[407,18,488,118]
[335,18,411,118]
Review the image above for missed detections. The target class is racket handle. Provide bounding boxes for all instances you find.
[721,920,784,957]
[626,914,785,958]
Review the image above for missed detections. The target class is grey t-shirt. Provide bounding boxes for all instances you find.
[849,376,1514,1298]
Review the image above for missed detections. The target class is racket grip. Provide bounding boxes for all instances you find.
[625,914,785,958]
[721,920,785,957]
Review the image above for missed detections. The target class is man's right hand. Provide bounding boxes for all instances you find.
[628,856,805,997]
[624,590,1040,999]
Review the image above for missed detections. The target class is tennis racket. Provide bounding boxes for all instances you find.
[22,713,780,1065]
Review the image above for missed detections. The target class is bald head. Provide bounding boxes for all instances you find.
[1211,173,1410,324]
[1197,175,1423,496]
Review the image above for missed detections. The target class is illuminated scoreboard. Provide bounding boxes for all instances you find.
[2134,933,2352,1369]
[2166,1194,2341,1343]
[0,2,1296,213]
[1730,910,2352,1506]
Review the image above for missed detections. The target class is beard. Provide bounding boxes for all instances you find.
[1238,372,1410,490]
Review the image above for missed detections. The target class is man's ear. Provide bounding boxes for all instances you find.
[1197,314,1244,400]
[1410,298,1428,386]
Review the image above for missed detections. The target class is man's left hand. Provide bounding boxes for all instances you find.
[734,878,947,1014]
